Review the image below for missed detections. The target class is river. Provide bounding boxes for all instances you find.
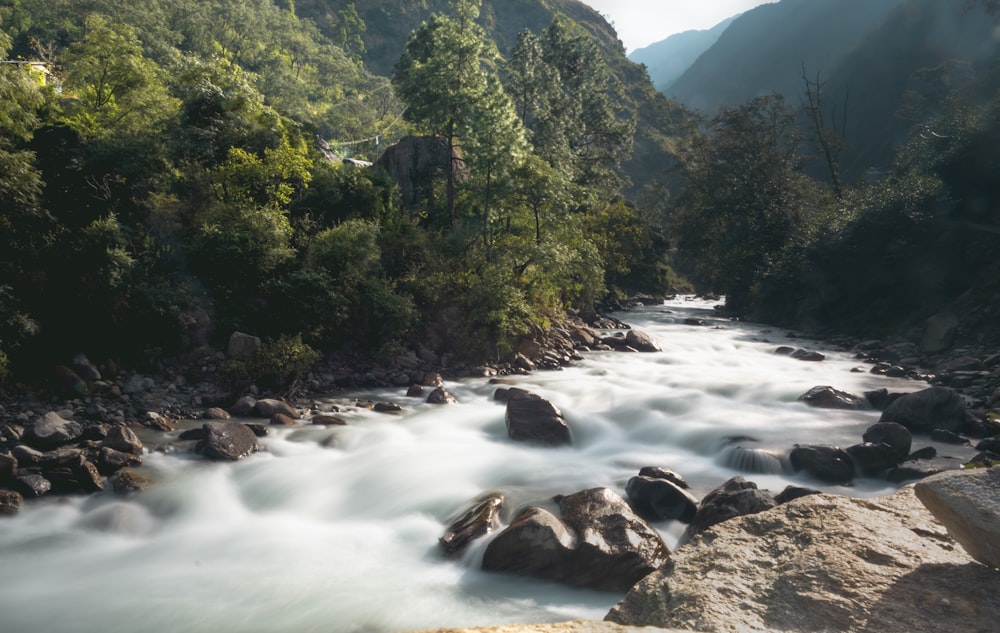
[0,297,929,633]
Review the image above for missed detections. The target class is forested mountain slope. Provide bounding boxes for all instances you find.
[628,17,736,93]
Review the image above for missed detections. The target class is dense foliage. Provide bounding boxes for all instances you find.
[0,0,674,388]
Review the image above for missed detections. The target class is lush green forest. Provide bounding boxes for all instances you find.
[1,0,998,392]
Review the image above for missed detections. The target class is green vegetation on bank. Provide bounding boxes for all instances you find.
[0,0,675,388]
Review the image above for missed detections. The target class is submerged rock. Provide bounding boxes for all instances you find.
[797,386,869,410]
[607,488,1000,633]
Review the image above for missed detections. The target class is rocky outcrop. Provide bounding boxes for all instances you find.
[483,488,669,592]
[914,468,1000,569]
[504,391,571,446]
[375,135,469,210]
[607,487,1000,633]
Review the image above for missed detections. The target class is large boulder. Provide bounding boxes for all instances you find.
[624,330,661,353]
[505,392,571,446]
[196,422,260,461]
[920,312,960,353]
[879,387,967,434]
[483,488,669,592]
[254,399,298,419]
[788,445,854,484]
[863,421,912,463]
[25,412,84,448]
[227,331,261,360]
[914,468,1000,569]
[607,488,1000,633]
[797,386,869,410]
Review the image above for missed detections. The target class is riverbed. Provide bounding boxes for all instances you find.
[0,297,936,633]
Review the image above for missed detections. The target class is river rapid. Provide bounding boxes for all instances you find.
[0,297,927,633]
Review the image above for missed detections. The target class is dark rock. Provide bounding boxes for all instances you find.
[427,387,458,405]
[74,460,104,493]
[774,346,795,355]
[625,475,698,523]
[920,312,959,353]
[439,493,504,558]
[26,412,84,448]
[975,437,1000,453]
[797,386,869,410]
[880,387,967,434]
[624,330,661,353]
[966,452,1000,468]
[505,393,571,446]
[373,401,402,414]
[406,384,424,397]
[774,485,821,504]
[97,447,142,474]
[205,407,231,420]
[229,396,257,417]
[270,413,299,426]
[636,466,689,489]
[788,445,854,484]
[0,452,16,482]
[71,353,102,381]
[196,422,260,461]
[863,422,912,463]
[227,331,261,360]
[178,428,205,441]
[908,446,938,460]
[142,411,174,431]
[930,429,967,445]
[0,489,23,515]
[886,463,944,483]
[101,425,143,456]
[16,474,51,498]
[845,442,898,477]
[936,356,986,373]
[245,423,269,437]
[864,388,893,410]
[111,469,153,495]
[51,365,87,398]
[493,386,535,403]
[683,318,706,326]
[683,477,776,541]
[311,414,348,426]
[11,444,45,467]
[482,506,575,582]
[255,399,297,418]
[793,350,826,362]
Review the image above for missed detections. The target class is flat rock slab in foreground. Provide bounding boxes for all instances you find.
[409,621,696,633]
[914,468,1000,569]
[607,487,1000,633]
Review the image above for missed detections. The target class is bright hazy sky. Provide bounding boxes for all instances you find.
[582,0,778,53]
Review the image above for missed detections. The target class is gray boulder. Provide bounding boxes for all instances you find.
[914,468,1000,569]
[879,386,968,434]
[682,476,776,542]
[227,331,261,360]
[624,330,661,353]
[607,488,1000,633]
[505,392,571,446]
[26,412,84,448]
[101,425,143,456]
[788,445,854,484]
[254,399,298,419]
[196,422,260,461]
[863,421,912,463]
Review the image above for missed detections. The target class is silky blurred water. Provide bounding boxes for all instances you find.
[0,297,926,633]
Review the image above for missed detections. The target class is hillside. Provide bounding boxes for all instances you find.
[296,0,690,195]
[628,17,736,93]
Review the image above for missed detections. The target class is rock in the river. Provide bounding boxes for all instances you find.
[788,445,854,484]
[879,386,967,434]
[625,475,698,523]
[196,422,259,461]
[311,414,348,426]
[0,489,23,515]
[101,425,144,456]
[255,399,298,419]
[607,487,1000,633]
[683,477,776,542]
[25,412,84,448]
[845,442,898,477]
[427,387,458,405]
[797,386,869,410]
[624,330,661,353]
[439,493,504,558]
[111,469,154,495]
[15,474,51,498]
[863,421,912,463]
[483,488,669,592]
[505,392,571,446]
[915,468,1000,569]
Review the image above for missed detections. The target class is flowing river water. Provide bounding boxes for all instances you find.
[0,297,937,633]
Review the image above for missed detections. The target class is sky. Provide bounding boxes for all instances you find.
[582,0,778,53]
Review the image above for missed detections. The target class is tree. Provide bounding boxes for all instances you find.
[801,64,847,199]
[393,0,497,227]
[671,95,809,310]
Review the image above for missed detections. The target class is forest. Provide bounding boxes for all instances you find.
[0,0,998,392]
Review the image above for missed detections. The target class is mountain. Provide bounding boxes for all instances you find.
[665,0,1000,182]
[628,17,737,93]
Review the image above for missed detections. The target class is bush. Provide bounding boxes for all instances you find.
[220,334,320,396]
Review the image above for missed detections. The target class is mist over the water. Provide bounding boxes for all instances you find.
[0,297,928,633]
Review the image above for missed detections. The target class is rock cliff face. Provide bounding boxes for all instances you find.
[606,487,1000,633]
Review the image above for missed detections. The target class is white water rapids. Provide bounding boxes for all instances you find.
[0,297,934,633]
